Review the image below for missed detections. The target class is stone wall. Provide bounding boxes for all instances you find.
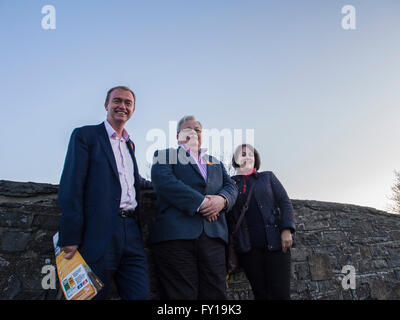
[0,180,399,300]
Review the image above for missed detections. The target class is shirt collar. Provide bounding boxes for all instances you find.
[179,144,208,159]
[104,120,130,141]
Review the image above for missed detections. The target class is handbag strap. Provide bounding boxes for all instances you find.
[232,178,257,234]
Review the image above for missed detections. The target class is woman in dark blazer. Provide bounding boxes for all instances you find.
[228,144,295,300]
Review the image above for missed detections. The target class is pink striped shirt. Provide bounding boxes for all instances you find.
[104,120,137,210]
[179,144,208,181]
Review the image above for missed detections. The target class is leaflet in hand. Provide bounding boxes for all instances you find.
[53,232,104,300]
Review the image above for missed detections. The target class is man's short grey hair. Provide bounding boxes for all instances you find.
[177,115,202,133]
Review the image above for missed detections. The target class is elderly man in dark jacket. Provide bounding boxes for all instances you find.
[150,115,238,300]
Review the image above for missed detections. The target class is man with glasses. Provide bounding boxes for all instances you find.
[150,115,238,300]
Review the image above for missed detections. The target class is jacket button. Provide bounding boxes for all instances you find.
[116,198,120,201]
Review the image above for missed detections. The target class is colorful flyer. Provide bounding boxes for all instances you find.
[53,232,104,300]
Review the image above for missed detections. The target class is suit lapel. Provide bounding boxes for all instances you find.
[126,139,140,195]
[178,146,204,180]
[97,123,119,181]
[205,154,214,185]
[126,139,138,176]
[126,139,135,158]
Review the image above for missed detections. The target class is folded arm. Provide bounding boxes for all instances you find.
[217,162,239,212]
[139,175,153,190]
[151,149,205,216]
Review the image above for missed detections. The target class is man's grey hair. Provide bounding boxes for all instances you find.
[177,115,202,133]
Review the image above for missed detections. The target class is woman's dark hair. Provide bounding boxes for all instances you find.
[231,144,261,171]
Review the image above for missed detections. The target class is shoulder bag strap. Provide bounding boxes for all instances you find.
[232,179,257,234]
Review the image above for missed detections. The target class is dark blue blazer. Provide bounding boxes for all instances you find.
[150,147,238,244]
[57,122,147,263]
[229,171,295,253]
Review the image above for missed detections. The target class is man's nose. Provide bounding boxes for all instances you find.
[117,103,128,110]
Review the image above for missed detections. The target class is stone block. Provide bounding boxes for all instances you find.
[1,231,31,252]
[387,255,400,268]
[32,214,60,231]
[27,231,54,255]
[389,230,400,240]
[372,259,388,269]
[360,246,371,258]
[369,278,389,300]
[296,231,322,246]
[308,254,332,281]
[290,247,309,262]
[0,255,10,272]
[0,212,33,229]
[354,281,371,300]
[295,280,308,293]
[303,220,330,231]
[322,231,346,244]
[337,218,352,228]
[0,275,21,300]
[0,180,58,197]
[293,262,310,280]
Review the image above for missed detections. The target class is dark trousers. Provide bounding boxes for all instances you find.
[238,248,291,300]
[89,216,151,300]
[151,232,227,300]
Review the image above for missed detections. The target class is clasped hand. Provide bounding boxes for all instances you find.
[199,195,226,222]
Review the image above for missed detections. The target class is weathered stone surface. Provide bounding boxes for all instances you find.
[293,262,310,280]
[290,247,310,262]
[1,275,21,299]
[0,255,10,272]
[0,180,400,300]
[369,278,390,300]
[32,214,60,231]
[308,254,332,281]
[0,180,58,197]
[0,211,33,229]
[1,231,31,252]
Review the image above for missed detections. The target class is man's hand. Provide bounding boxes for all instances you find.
[199,195,226,222]
[61,245,79,259]
[281,229,293,253]
[199,197,216,222]
[177,128,198,150]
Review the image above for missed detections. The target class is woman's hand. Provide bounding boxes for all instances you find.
[281,229,293,253]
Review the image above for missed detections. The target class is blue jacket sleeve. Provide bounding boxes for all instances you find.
[270,172,295,233]
[151,149,205,216]
[217,162,238,212]
[139,175,153,190]
[57,128,89,247]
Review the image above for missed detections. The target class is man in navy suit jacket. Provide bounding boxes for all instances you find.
[57,86,151,300]
[150,116,238,299]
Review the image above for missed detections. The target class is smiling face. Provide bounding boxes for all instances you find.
[238,145,255,170]
[105,88,135,126]
[177,119,202,149]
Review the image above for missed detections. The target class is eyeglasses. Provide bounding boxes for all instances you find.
[178,128,202,134]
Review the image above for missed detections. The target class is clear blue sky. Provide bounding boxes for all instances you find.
[1,0,399,211]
